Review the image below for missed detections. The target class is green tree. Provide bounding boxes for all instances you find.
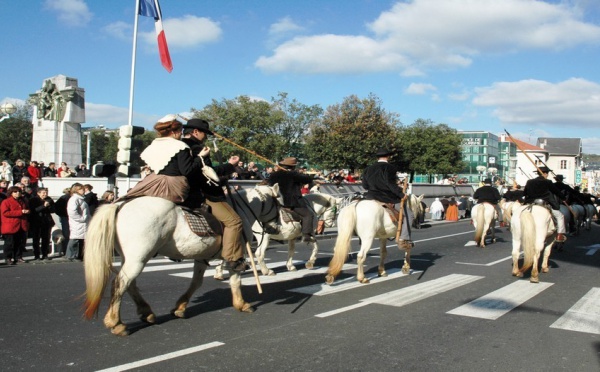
[0,103,33,162]
[193,95,287,165]
[304,94,401,172]
[397,119,465,182]
[271,92,323,162]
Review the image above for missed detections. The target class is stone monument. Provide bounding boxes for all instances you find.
[29,75,85,167]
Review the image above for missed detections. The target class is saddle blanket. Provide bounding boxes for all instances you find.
[281,208,302,224]
[181,207,223,237]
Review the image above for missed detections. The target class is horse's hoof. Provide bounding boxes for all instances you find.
[402,267,410,275]
[173,309,186,318]
[241,304,255,313]
[542,267,549,273]
[214,275,225,281]
[358,278,370,284]
[111,324,129,337]
[492,239,496,243]
[287,266,297,272]
[515,272,524,278]
[325,274,335,285]
[530,277,539,284]
[141,313,156,324]
[267,270,276,276]
[378,271,388,277]
[305,262,314,270]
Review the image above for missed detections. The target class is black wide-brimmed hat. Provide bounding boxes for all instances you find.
[183,119,213,135]
[537,166,552,174]
[483,178,492,185]
[375,148,394,157]
[554,174,564,181]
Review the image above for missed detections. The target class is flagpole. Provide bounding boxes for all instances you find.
[128,0,141,127]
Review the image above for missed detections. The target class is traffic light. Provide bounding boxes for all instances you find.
[117,125,145,165]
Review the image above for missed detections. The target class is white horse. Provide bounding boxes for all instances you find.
[325,200,411,284]
[471,203,497,247]
[569,203,585,235]
[510,204,556,283]
[408,194,425,229]
[214,188,337,278]
[583,203,596,231]
[83,196,259,336]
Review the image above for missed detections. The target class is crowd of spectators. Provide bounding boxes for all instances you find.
[0,158,110,265]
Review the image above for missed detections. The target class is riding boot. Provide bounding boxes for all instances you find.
[556,233,567,243]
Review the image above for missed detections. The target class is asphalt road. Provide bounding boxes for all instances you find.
[1,218,599,371]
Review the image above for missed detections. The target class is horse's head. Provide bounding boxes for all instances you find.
[250,183,282,222]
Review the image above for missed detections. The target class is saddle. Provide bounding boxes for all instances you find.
[280,207,302,224]
[180,206,223,237]
[379,202,399,224]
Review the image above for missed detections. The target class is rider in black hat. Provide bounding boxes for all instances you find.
[361,148,414,249]
[523,166,567,242]
[473,178,504,226]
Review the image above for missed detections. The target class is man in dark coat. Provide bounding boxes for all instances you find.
[181,118,246,272]
[268,157,317,243]
[28,187,55,260]
[361,148,413,249]
[473,178,504,226]
[523,166,567,242]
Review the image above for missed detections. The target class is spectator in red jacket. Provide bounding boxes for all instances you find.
[27,160,42,191]
[1,186,30,265]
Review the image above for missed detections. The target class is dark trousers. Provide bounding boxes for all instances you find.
[4,231,26,262]
[59,216,70,255]
[31,224,52,258]
[292,206,314,236]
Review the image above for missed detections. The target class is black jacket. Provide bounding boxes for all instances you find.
[473,185,501,204]
[28,196,56,227]
[523,176,563,210]
[268,169,313,208]
[181,137,236,203]
[361,161,404,204]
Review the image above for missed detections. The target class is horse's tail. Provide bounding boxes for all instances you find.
[83,203,119,319]
[327,202,357,280]
[519,210,535,274]
[474,205,485,245]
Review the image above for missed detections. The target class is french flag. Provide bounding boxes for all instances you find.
[139,0,173,73]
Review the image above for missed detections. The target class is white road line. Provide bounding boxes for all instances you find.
[169,260,326,280]
[447,280,553,320]
[95,341,224,372]
[550,287,600,335]
[315,274,483,318]
[456,255,513,267]
[290,267,416,296]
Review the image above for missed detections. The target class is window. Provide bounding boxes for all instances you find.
[560,160,567,169]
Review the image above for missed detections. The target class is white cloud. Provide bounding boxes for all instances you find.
[45,0,92,27]
[256,0,600,74]
[103,21,131,41]
[139,15,222,49]
[472,78,600,128]
[404,83,437,95]
[269,16,304,36]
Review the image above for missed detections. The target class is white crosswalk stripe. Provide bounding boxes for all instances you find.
[550,287,600,335]
[447,280,553,320]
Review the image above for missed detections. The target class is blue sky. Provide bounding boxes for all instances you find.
[2,0,600,152]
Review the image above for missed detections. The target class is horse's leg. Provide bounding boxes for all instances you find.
[172,260,207,318]
[541,239,553,273]
[530,233,545,283]
[126,278,155,324]
[491,218,497,243]
[255,235,275,276]
[227,271,254,313]
[214,260,225,281]
[286,239,297,271]
[305,240,318,270]
[401,246,411,274]
[378,239,387,277]
[104,261,145,336]
[512,238,522,277]
[356,236,373,284]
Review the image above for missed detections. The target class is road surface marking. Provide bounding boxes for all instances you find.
[456,255,513,266]
[447,280,553,320]
[315,274,482,318]
[550,287,600,334]
[95,341,224,372]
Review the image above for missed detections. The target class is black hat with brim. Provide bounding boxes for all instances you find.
[183,118,213,135]
[375,148,394,157]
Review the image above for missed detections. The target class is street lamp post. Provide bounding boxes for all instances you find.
[476,165,486,183]
[0,102,17,122]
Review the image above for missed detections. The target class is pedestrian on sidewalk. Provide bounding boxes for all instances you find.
[1,186,30,265]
